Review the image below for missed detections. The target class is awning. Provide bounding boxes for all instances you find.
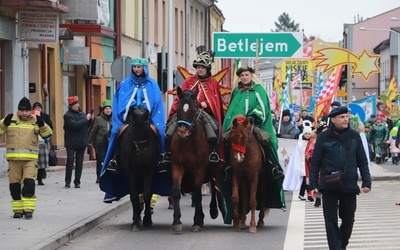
[59,23,115,38]
[59,28,73,40]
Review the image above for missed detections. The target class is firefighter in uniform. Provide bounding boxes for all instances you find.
[0,97,52,219]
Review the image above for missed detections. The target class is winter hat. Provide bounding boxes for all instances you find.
[303,126,312,134]
[18,97,32,111]
[282,109,291,117]
[236,66,255,76]
[331,101,341,108]
[67,96,79,106]
[32,102,42,109]
[131,57,148,66]
[328,106,348,118]
[102,99,112,108]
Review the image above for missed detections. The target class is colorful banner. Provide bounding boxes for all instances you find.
[351,94,377,122]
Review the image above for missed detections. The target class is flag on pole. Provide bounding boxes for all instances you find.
[232,59,241,88]
[317,65,343,101]
[314,65,343,122]
[315,69,324,97]
[273,74,282,112]
[291,68,302,90]
[386,75,397,106]
[281,87,290,110]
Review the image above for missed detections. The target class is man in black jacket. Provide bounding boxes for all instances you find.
[310,106,371,250]
[63,96,92,188]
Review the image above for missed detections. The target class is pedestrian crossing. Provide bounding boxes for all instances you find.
[303,181,400,249]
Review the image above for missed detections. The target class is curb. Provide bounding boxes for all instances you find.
[28,197,131,250]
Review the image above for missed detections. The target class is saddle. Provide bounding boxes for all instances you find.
[118,123,159,139]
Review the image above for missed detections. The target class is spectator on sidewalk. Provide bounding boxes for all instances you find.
[32,102,54,185]
[63,96,92,188]
[275,109,296,139]
[88,99,112,183]
[0,97,52,219]
[310,106,371,250]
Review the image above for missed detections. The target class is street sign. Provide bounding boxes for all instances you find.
[111,56,132,82]
[213,32,303,58]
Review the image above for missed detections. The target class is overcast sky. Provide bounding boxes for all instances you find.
[216,0,400,42]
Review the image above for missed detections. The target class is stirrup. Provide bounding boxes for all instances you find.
[209,152,220,163]
[106,159,118,172]
[157,161,167,173]
[163,152,172,163]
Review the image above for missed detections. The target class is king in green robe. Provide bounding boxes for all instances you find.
[220,66,286,224]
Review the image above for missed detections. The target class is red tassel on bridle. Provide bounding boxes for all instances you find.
[232,142,246,153]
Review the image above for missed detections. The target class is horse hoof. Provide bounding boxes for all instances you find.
[240,223,246,230]
[249,227,257,233]
[172,224,183,232]
[131,224,140,232]
[191,225,202,232]
[257,221,265,228]
[143,218,153,228]
[210,209,218,219]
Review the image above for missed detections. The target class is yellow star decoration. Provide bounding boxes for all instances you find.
[167,66,231,96]
[312,48,381,82]
[352,49,381,82]
[280,147,288,157]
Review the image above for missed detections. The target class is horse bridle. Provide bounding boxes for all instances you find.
[131,120,150,152]
[231,123,254,154]
[177,109,202,137]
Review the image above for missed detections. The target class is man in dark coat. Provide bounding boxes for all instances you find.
[63,96,92,188]
[310,106,371,250]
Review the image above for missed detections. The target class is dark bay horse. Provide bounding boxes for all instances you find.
[170,86,219,232]
[119,106,159,231]
[229,115,269,233]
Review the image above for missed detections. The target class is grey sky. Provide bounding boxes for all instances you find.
[216,0,400,42]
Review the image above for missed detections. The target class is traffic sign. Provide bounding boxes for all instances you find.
[212,32,303,58]
[111,56,132,82]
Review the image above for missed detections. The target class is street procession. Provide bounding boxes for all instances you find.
[0,1,400,250]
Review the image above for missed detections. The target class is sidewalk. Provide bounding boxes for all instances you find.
[0,161,399,250]
[0,166,131,250]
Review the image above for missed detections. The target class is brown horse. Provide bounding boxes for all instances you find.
[170,86,219,232]
[229,115,269,233]
[119,106,159,231]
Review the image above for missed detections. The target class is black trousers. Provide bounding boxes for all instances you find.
[65,147,85,185]
[322,190,357,250]
[95,143,105,179]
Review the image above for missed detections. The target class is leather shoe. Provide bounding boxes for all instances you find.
[65,184,71,188]
[24,212,33,219]
[75,184,80,188]
[38,181,44,185]
[13,212,23,219]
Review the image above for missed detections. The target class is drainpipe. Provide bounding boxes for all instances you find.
[115,0,121,57]
[204,1,215,50]
[142,0,147,58]
[185,0,189,68]
[41,44,49,112]
[86,36,93,112]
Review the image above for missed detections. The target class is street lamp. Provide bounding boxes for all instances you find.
[359,26,400,92]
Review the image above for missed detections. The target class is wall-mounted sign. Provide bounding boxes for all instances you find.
[63,47,90,65]
[18,11,59,44]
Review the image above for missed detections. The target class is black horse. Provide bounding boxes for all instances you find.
[119,105,159,231]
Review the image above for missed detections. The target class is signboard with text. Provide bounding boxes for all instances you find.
[212,32,303,58]
[281,59,313,87]
[63,47,90,65]
[18,11,59,44]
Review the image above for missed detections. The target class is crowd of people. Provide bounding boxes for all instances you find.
[1,51,388,249]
